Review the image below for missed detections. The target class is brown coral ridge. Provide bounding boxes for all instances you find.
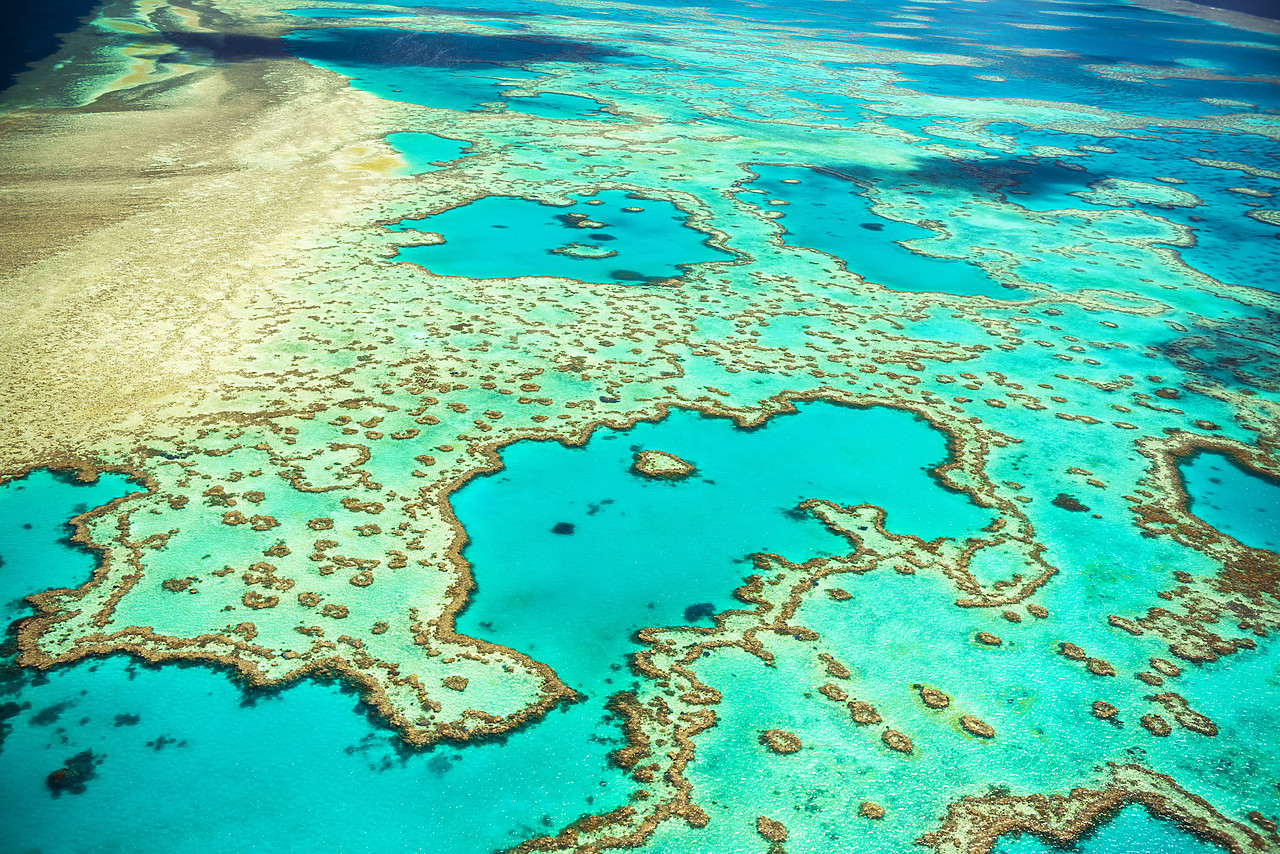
[916,684,952,709]
[606,692,654,770]
[511,704,717,853]
[958,715,995,739]
[919,764,1269,854]
[1091,700,1119,721]
[1122,434,1280,668]
[882,729,915,754]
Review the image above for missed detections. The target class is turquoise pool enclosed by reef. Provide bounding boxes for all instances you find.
[389,189,731,283]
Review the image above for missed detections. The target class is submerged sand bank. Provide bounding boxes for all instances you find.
[0,4,400,475]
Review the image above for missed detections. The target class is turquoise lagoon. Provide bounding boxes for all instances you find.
[740,164,1024,299]
[386,131,473,174]
[389,189,730,283]
[1181,452,1280,553]
[451,402,992,682]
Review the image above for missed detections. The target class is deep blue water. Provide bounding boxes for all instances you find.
[0,0,101,91]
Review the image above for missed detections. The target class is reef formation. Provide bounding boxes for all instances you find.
[0,0,1278,850]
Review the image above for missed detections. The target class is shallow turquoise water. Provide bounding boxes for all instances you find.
[0,469,140,609]
[451,401,992,688]
[0,471,631,854]
[743,164,1025,299]
[992,805,1223,853]
[1180,451,1280,552]
[0,404,989,854]
[385,131,472,174]
[390,189,730,282]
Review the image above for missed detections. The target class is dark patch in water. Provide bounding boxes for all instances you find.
[1052,493,1090,512]
[0,699,24,750]
[585,499,615,516]
[112,713,141,727]
[1182,0,1280,21]
[425,752,454,776]
[0,0,100,92]
[288,27,629,69]
[31,700,73,726]
[860,222,884,231]
[154,31,293,63]
[683,602,716,622]
[46,749,101,797]
[552,522,576,535]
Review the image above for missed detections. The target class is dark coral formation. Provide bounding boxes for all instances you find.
[45,750,101,797]
[1091,701,1119,720]
[1141,714,1172,736]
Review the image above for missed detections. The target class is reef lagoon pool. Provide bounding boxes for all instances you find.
[389,189,731,283]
